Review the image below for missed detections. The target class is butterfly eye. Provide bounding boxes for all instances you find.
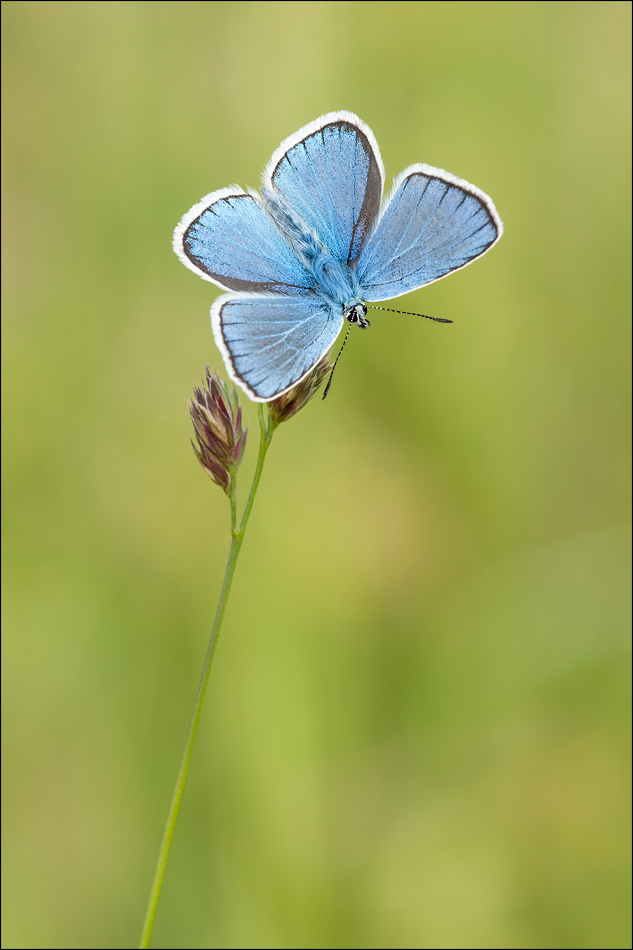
[346,303,370,329]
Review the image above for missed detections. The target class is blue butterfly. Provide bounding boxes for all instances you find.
[173,111,503,401]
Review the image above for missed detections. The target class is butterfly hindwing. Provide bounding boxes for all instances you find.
[212,293,344,401]
[173,187,314,294]
[357,165,503,301]
[263,111,384,267]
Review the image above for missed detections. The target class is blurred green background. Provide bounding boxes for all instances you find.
[2,2,630,948]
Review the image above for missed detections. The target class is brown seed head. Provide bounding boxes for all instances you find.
[268,348,334,427]
[189,367,248,493]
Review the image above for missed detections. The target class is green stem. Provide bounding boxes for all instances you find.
[139,406,273,949]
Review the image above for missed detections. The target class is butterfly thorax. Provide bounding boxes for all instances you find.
[261,187,365,315]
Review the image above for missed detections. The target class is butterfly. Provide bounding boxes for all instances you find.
[173,111,503,401]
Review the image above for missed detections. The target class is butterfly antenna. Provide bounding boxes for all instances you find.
[368,306,453,324]
[322,324,353,400]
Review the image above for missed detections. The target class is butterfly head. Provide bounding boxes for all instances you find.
[346,303,370,329]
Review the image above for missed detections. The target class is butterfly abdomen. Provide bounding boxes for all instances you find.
[261,187,361,311]
[261,188,323,264]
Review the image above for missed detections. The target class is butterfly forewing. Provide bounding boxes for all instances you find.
[263,112,384,267]
[357,165,502,301]
[174,188,314,294]
[212,294,344,401]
